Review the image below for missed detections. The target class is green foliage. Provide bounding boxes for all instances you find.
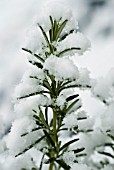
[18,16,86,170]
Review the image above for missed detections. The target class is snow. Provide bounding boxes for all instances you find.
[77,110,87,119]
[0,118,5,138]
[63,112,78,129]
[0,0,114,131]
[0,138,6,154]
[62,151,75,165]
[57,32,91,56]
[1,155,35,170]
[13,81,42,100]
[35,1,77,32]
[76,67,91,86]
[13,66,46,100]
[14,95,52,119]
[25,26,46,53]
[92,68,114,103]
[56,89,75,109]
[28,148,42,166]
[71,163,91,170]
[43,55,79,81]
[14,98,39,118]
[0,0,114,170]
[101,165,114,170]
[56,95,66,108]
[73,128,111,159]
[22,66,45,84]
[101,103,114,133]
[78,116,94,131]
[67,99,82,114]
[5,116,40,155]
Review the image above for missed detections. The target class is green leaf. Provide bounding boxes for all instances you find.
[39,108,49,129]
[43,79,52,91]
[51,79,57,96]
[38,24,53,53]
[58,29,74,42]
[38,24,50,46]
[56,159,70,170]
[60,138,79,151]
[77,117,87,120]
[76,153,87,157]
[49,16,54,42]
[22,48,44,63]
[43,130,56,149]
[62,80,73,86]
[32,109,37,113]
[60,84,77,92]
[33,115,44,127]
[45,157,56,164]
[15,135,45,157]
[77,129,93,133]
[103,143,114,150]
[98,151,114,159]
[29,76,39,81]
[53,20,58,40]
[49,16,53,27]
[55,19,68,41]
[49,29,52,42]
[17,90,50,100]
[73,147,85,154]
[57,47,81,57]
[107,133,114,140]
[59,128,68,132]
[58,80,73,94]
[66,94,79,102]
[66,98,80,113]
[33,114,39,120]
[59,84,91,93]
[45,107,48,125]
[21,127,41,137]
[50,119,53,127]
[29,60,43,69]
[39,153,45,170]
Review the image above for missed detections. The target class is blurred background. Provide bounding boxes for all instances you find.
[0,0,114,137]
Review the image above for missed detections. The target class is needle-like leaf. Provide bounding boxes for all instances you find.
[60,138,79,151]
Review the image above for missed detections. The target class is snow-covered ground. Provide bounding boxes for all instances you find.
[0,0,114,134]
